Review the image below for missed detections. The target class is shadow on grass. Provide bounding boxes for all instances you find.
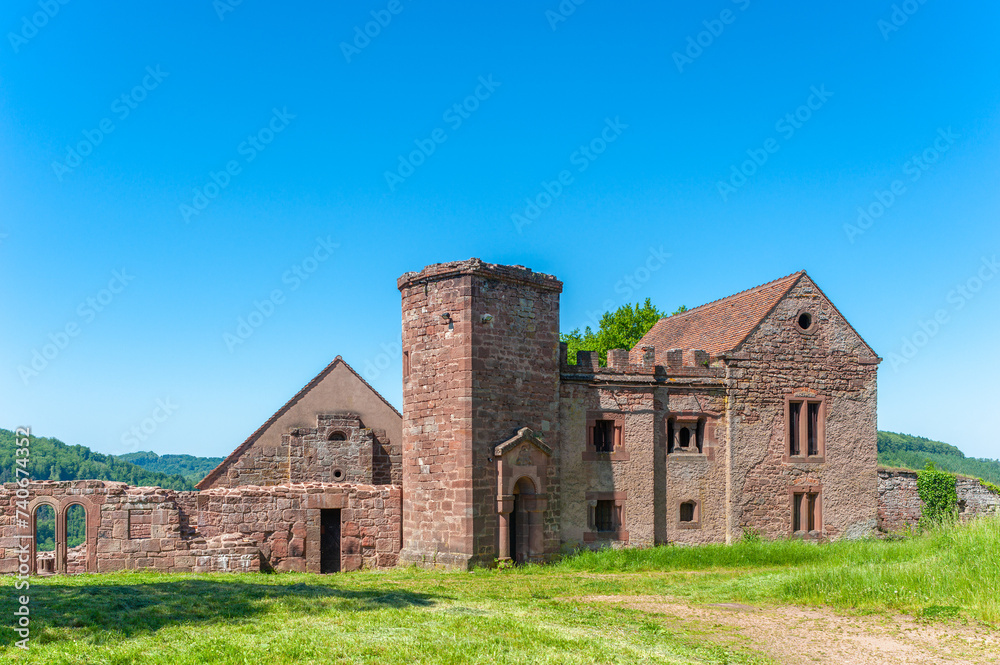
[0,578,441,645]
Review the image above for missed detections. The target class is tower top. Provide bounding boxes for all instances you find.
[397,258,562,293]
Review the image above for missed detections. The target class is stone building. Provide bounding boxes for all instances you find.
[6,257,993,575]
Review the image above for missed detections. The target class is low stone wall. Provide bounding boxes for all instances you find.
[877,469,1000,532]
[0,480,401,575]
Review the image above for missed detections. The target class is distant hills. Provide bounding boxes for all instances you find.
[877,431,1000,484]
[3,426,997,489]
[118,451,223,485]
[0,428,198,490]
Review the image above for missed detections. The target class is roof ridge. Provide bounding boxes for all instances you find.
[656,270,805,324]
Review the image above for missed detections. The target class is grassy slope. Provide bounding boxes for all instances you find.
[877,430,1000,484]
[0,429,195,491]
[2,518,996,664]
[117,451,224,484]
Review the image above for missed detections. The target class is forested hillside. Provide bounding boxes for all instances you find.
[0,428,196,490]
[878,431,1000,484]
[119,451,223,484]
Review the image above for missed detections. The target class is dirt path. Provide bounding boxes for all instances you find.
[575,595,1000,664]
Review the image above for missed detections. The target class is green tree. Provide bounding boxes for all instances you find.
[562,299,687,365]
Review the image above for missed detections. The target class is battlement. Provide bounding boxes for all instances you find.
[559,343,724,380]
[397,257,563,292]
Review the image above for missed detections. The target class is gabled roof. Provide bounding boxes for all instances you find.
[196,356,400,489]
[635,271,806,359]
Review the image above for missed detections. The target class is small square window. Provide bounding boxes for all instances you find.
[679,501,696,523]
[594,500,615,532]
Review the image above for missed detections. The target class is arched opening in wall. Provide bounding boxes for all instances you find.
[510,477,536,565]
[696,418,706,454]
[329,431,347,442]
[667,418,675,455]
[64,504,88,574]
[678,427,691,450]
[34,504,56,575]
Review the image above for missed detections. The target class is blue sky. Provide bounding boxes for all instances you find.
[1,1,998,461]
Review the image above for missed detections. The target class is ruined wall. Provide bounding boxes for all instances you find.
[0,480,400,575]
[877,469,1000,532]
[725,275,880,541]
[398,259,562,568]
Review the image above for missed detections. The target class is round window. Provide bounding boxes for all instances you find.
[796,312,813,331]
[332,468,345,481]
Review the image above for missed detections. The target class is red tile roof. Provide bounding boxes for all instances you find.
[635,271,805,360]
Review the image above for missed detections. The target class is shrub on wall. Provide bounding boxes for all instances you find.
[917,462,958,525]
[981,479,1000,496]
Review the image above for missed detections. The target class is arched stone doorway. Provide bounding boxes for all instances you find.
[509,477,536,564]
[495,427,550,564]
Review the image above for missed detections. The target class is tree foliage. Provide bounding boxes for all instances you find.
[0,428,196,491]
[119,451,223,484]
[562,300,687,365]
[917,462,959,525]
[877,430,1000,485]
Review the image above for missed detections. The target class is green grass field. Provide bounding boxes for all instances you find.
[2,517,997,665]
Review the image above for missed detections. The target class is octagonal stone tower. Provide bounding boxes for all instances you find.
[397,259,562,569]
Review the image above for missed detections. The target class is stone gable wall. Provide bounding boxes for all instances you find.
[725,276,880,541]
[206,414,399,489]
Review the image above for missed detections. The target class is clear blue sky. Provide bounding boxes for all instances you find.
[2,1,998,461]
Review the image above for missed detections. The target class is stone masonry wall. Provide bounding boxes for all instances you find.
[877,469,1000,532]
[0,480,400,575]
[726,275,880,541]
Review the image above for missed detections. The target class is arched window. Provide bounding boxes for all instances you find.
[65,504,88,574]
[329,431,347,441]
[34,504,56,574]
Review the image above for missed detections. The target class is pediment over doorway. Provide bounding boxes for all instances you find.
[494,427,552,459]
